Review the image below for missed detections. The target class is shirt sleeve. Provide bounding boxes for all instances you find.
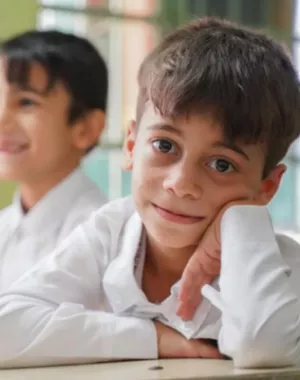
[202,205,300,368]
[0,207,157,368]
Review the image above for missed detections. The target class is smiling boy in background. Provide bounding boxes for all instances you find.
[0,30,108,290]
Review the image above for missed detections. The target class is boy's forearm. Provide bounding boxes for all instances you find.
[204,205,300,368]
[0,295,157,367]
[0,208,158,367]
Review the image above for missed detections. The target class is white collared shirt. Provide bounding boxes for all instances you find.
[0,196,300,368]
[0,167,106,291]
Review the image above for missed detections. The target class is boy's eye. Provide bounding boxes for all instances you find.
[152,139,177,154]
[208,158,236,173]
[19,98,38,107]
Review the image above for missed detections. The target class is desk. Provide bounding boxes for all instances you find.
[0,360,300,380]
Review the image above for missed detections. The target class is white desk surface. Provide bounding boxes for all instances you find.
[0,360,300,380]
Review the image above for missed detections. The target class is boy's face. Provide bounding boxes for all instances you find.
[0,58,98,185]
[124,102,285,250]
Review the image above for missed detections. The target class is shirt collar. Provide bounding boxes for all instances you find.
[103,212,148,311]
[12,167,92,233]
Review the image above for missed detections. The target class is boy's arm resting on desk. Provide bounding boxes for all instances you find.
[0,208,157,367]
[203,205,300,368]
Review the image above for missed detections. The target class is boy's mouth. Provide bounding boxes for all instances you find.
[0,140,29,154]
[152,203,205,225]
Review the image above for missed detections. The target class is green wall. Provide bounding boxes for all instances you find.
[0,0,37,40]
[0,182,15,209]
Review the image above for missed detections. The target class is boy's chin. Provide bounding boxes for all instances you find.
[148,227,203,250]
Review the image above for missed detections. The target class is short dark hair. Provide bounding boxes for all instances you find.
[138,17,300,177]
[0,30,108,125]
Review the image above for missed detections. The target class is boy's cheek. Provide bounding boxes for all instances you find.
[207,186,259,227]
[217,183,258,205]
[210,188,251,212]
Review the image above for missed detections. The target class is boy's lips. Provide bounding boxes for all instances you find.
[0,140,28,154]
[152,203,205,225]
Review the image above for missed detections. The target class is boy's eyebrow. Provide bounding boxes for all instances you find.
[147,124,182,136]
[16,87,46,96]
[212,141,250,160]
[12,82,49,96]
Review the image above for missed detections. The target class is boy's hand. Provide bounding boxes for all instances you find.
[177,200,262,321]
[155,321,222,358]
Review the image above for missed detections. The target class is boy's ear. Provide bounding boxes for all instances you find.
[72,110,105,151]
[122,120,136,171]
[256,164,286,204]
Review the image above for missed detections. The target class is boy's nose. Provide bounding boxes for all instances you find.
[163,163,203,200]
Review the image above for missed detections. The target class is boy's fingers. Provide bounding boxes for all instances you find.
[202,252,221,276]
[179,252,220,302]
[179,254,205,300]
[177,299,199,321]
[178,258,220,320]
[179,249,219,300]
[177,277,208,320]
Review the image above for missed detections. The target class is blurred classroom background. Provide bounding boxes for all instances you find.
[1,0,300,233]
